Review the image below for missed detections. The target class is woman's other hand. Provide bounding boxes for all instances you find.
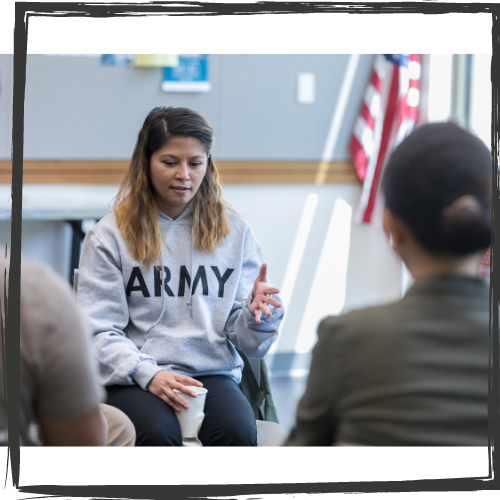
[250,263,281,324]
[146,371,203,412]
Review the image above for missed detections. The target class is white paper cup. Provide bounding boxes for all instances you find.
[173,386,208,440]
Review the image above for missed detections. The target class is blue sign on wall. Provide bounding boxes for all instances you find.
[162,55,211,93]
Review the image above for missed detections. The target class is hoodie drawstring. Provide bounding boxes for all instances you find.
[146,251,168,334]
[146,206,195,331]
[187,241,194,318]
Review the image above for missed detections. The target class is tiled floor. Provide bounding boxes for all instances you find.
[268,372,309,437]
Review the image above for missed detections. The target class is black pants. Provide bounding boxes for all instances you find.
[106,375,257,446]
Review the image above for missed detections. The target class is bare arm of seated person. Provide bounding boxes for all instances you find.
[38,405,106,446]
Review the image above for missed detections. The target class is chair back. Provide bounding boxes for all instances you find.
[73,269,79,295]
[256,420,287,446]
[248,357,261,387]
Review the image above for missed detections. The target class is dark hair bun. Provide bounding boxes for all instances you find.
[439,196,491,254]
[382,122,491,255]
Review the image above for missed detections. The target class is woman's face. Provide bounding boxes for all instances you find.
[149,136,208,220]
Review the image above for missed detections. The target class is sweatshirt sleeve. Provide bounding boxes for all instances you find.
[77,228,164,390]
[223,226,284,358]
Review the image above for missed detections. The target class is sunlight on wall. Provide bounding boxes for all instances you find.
[269,193,319,355]
[471,54,491,148]
[294,197,353,354]
[428,54,452,122]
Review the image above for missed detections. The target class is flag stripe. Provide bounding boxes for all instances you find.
[360,102,376,132]
[363,84,381,124]
[350,135,370,181]
[370,70,383,93]
[362,63,400,223]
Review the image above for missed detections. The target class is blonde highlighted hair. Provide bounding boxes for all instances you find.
[114,107,234,269]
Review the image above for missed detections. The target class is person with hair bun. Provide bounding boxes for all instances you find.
[77,107,284,446]
[286,121,491,446]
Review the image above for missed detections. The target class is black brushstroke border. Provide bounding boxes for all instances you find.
[4,1,499,498]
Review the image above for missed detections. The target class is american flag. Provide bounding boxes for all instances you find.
[478,247,491,278]
[350,54,421,223]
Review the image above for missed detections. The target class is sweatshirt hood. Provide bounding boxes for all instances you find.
[148,202,195,333]
[158,202,193,224]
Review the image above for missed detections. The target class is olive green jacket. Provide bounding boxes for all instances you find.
[285,274,489,446]
[238,349,279,424]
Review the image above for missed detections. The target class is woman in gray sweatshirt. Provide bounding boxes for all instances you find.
[77,107,284,446]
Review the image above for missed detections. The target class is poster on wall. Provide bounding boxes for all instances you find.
[161,55,211,93]
[101,54,134,66]
[101,54,179,67]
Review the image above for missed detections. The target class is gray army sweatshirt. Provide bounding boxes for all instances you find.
[77,204,284,390]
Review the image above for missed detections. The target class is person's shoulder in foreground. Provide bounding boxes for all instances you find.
[285,274,490,446]
[18,255,107,445]
[282,299,403,446]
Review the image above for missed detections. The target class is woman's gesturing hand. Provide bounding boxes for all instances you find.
[146,371,203,412]
[250,263,281,324]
